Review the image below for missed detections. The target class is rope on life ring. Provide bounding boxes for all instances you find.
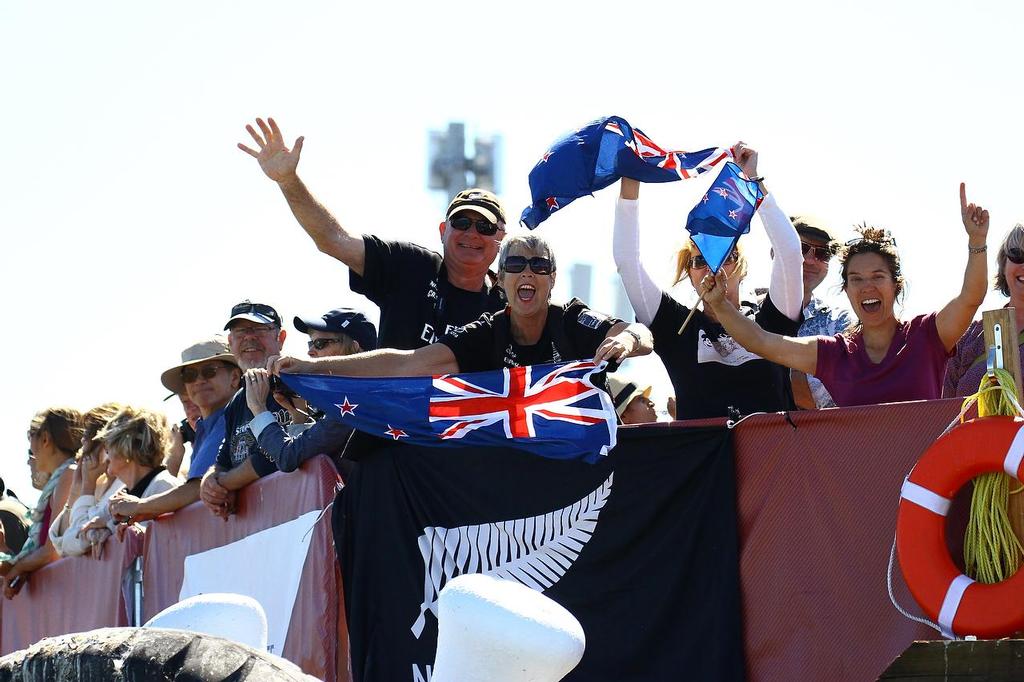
[896,415,1024,639]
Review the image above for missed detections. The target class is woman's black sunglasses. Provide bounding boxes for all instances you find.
[449,216,501,236]
[502,256,554,275]
[1006,247,1024,265]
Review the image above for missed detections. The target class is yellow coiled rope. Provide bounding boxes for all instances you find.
[963,367,1024,583]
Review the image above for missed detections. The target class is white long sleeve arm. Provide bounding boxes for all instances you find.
[758,193,803,321]
[50,481,125,557]
[613,198,665,326]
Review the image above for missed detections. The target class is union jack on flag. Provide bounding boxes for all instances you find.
[279,361,617,463]
[521,115,734,228]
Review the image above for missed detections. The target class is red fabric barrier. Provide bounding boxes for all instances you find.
[732,399,962,681]
[141,455,343,682]
[0,525,144,655]
[0,403,972,681]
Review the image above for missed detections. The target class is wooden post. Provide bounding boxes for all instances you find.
[983,308,1023,396]
[983,308,1024,543]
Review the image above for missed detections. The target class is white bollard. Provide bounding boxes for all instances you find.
[143,592,268,651]
[432,574,586,682]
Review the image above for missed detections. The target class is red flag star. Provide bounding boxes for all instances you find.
[337,397,358,416]
[384,425,408,440]
[546,197,560,211]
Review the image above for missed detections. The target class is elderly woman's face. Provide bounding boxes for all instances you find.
[105,448,126,480]
[500,246,556,318]
[1003,247,1024,301]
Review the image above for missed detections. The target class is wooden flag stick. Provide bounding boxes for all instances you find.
[677,289,707,335]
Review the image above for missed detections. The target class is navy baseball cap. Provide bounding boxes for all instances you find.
[294,308,378,351]
[224,300,282,330]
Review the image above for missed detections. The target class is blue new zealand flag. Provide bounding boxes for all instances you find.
[280,360,617,463]
[686,161,765,273]
[520,116,733,228]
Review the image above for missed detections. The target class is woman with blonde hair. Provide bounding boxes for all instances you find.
[613,143,805,420]
[48,403,124,557]
[1,407,83,598]
[944,221,1024,397]
[78,407,180,553]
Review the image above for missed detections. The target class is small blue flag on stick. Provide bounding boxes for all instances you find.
[686,161,764,274]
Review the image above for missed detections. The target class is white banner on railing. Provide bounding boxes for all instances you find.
[179,510,321,655]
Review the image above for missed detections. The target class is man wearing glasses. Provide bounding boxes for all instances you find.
[239,118,505,350]
[109,338,241,522]
[199,301,293,518]
[788,216,853,409]
[238,308,377,477]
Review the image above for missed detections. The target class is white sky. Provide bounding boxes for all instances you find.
[3,0,1022,503]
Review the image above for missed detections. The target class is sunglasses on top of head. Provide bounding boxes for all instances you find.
[801,241,835,263]
[230,301,277,318]
[1006,247,1024,265]
[448,216,501,236]
[689,250,739,271]
[502,256,554,275]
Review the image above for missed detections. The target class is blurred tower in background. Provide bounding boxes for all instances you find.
[569,263,592,303]
[428,122,502,201]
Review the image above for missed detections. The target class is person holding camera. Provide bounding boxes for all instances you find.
[109,338,241,523]
[239,117,505,349]
[48,403,123,557]
[238,308,377,477]
[199,301,302,519]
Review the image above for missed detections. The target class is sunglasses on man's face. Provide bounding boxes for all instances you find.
[182,364,225,384]
[689,250,739,271]
[449,216,501,236]
[307,337,343,351]
[801,241,834,263]
[1006,247,1024,265]
[502,256,554,275]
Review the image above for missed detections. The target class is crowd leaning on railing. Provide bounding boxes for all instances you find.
[0,116,1012,598]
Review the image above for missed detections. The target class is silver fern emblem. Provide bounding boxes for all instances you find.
[410,472,614,638]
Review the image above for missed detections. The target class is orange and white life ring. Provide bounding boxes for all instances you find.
[897,416,1024,638]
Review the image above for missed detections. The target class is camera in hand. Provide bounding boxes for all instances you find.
[179,418,196,445]
[270,374,299,399]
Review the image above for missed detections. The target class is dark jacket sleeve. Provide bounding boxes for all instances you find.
[255,419,354,473]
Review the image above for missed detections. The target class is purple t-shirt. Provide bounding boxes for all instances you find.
[815,312,953,408]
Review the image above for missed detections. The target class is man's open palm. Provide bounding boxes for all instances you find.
[238,117,304,184]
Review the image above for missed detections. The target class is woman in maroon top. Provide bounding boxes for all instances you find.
[700,184,991,408]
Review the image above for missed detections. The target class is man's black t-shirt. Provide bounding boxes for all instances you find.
[215,388,292,477]
[439,299,620,373]
[650,293,801,420]
[349,236,504,350]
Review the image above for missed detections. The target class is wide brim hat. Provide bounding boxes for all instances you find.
[606,375,653,419]
[160,337,238,395]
